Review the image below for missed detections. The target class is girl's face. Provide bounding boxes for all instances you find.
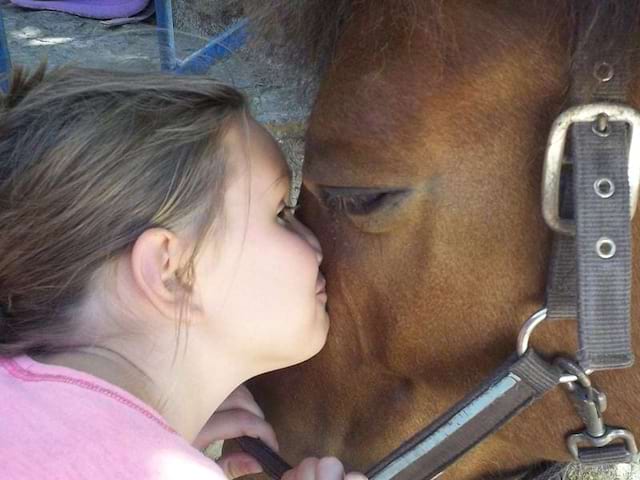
[193,118,329,374]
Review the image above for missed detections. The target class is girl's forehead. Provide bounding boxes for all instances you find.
[225,118,291,189]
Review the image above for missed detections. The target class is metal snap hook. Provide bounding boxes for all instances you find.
[557,357,638,463]
[554,358,592,388]
[567,428,638,463]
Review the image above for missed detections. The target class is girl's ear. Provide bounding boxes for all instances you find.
[130,228,190,319]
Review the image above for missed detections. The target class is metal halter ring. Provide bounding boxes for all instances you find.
[517,308,581,383]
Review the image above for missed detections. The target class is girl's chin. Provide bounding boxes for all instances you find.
[279,310,330,368]
[317,311,330,344]
[302,313,330,360]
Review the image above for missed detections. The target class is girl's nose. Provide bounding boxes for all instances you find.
[288,215,323,264]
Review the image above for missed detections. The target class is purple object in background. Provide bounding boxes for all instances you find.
[9,0,151,20]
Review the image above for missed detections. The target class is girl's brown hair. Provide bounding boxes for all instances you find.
[0,65,248,356]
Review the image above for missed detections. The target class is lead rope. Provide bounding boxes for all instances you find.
[237,436,291,479]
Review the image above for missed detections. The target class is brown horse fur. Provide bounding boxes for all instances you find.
[237,1,640,479]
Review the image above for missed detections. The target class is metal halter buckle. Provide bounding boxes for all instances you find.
[542,103,640,235]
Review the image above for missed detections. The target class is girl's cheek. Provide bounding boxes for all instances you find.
[290,232,321,273]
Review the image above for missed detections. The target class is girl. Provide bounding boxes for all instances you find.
[0,66,365,480]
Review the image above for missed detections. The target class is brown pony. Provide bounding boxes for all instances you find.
[242,2,640,479]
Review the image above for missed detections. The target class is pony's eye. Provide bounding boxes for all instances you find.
[321,187,411,216]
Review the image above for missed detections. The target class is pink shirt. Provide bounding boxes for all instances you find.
[0,355,227,479]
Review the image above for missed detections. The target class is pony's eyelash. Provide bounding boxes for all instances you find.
[325,195,349,212]
[322,189,411,216]
[325,192,387,215]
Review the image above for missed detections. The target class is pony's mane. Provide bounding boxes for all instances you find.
[235,0,640,85]
[240,0,444,81]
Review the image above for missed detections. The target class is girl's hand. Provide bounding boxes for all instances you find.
[193,384,279,479]
[283,457,368,480]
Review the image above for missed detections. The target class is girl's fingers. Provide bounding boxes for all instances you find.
[193,409,279,452]
[217,451,263,479]
[282,468,296,480]
[293,457,320,480]
[345,473,368,480]
[317,457,345,480]
[283,457,367,480]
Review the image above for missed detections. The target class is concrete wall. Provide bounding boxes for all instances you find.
[171,0,242,38]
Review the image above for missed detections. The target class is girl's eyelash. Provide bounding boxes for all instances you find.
[278,204,299,219]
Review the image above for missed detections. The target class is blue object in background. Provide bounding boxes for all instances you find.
[0,7,12,93]
[0,0,248,93]
[155,0,248,75]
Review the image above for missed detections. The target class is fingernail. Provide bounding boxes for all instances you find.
[347,473,368,480]
[318,458,344,480]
